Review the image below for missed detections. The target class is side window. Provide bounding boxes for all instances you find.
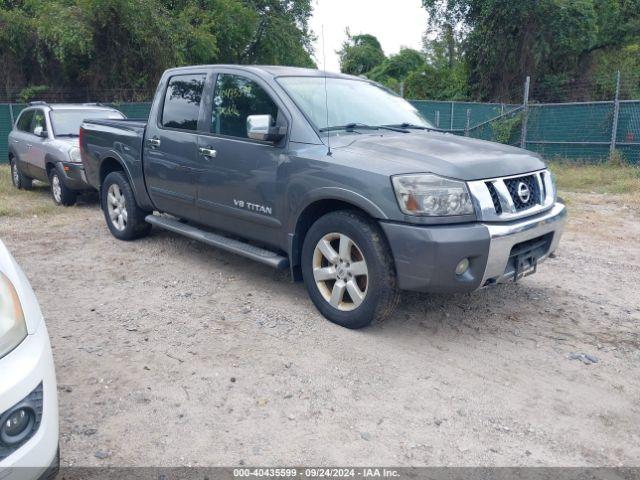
[30,110,47,136]
[161,74,206,131]
[16,110,34,132]
[212,74,279,138]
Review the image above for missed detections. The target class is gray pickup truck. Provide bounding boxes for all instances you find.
[80,65,566,328]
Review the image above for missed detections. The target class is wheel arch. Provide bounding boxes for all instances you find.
[288,194,389,281]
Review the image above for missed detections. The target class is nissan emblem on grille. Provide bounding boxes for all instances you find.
[517,182,531,203]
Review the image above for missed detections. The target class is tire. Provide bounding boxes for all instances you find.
[101,171,151,240]
[10,158,32,190]
[49,167,77,206]
[301,210,400,329]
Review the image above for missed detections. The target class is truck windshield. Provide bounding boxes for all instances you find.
[277,76,433,132]
[50,109,124,137]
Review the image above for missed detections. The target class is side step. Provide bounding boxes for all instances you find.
[145,215,289,270]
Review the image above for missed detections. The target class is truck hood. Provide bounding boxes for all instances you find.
[331,131,545,181]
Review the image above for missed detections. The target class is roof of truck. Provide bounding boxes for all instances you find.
[164,64,360,80]
[25,103,120,111]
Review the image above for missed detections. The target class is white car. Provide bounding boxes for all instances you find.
[0,240,59,479]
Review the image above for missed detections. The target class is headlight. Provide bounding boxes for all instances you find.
[392,174,474,216]
[68,146,81,163]
[0,272,28,359]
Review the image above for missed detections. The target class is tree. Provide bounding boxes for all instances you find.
[0,0,316,101]
[338,32,386,75]
[422,0,640,101]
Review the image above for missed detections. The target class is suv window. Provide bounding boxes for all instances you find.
[16,110,35,132]
[30,109,48,136]
[212,74,279,138]
[161,74,206,131]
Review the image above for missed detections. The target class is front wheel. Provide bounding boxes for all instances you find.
[301,210,400,329]
[101,171,151,240]
[49,167,77,206]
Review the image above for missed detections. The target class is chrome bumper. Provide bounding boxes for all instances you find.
[480,202,567,285]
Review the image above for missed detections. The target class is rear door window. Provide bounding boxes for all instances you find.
[16,110,34,132]
[161,74,206,131]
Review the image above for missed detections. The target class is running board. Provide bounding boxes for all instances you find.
[145,215,289,270]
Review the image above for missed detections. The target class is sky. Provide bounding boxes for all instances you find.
[309,0,430,73]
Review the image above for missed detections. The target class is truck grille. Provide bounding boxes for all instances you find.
[467,169,554,221]
[485,181,502,214]
[504,174,541,211]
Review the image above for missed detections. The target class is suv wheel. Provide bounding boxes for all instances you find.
[49,167,77,206]
[301,210,400,329]
[101,171,151,240]
[10,158,32,190]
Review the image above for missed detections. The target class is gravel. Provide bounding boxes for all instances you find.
[1,191,639,467]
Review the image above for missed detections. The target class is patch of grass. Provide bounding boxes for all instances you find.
[549,161,640,196]
[0,165,58,218]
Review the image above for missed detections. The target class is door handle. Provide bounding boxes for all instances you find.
[26,144,32,150]
[199,147,217,158]
[147,138,161,147]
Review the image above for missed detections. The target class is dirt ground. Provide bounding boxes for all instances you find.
[0,187,639,467]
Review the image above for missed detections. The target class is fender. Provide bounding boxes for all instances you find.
[98,149,155,211]
[286,187,389,277]
[288,186,388,234]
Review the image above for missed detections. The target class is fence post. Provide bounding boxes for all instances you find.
[610,70,621,155]
[465,109,471,136]
[450,102,454,130]
[8,103,15,126]
[435,110,440,128]
[520,76,530,148]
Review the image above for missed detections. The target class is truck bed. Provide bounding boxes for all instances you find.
[80,118,148,191]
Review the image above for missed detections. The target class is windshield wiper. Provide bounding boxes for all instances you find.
[319,123,408,133]
[385,123,441,132]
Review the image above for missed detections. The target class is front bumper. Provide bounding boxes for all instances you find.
[58,161,92,191]
[0,324,59,480]
[380,203,567,293]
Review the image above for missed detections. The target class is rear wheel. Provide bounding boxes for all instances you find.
[49,167,77,206]
[101,171,151,240]
[301,210,400,329]
[10,158,32,190]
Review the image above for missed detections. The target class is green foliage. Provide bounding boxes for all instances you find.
[338,32,386,75]
[368,48,426,88]
[18,85,49,103]
[490,113,522,144]
[422,0,640,102]
[0,0,315,100]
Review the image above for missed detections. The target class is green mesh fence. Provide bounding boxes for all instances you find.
[410,100,640,164]
[1,100,639,164]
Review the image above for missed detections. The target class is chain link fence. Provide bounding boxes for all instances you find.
[411,72,640,164]
[1,73,639,164]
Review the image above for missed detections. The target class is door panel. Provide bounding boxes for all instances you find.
[143,73,208,220]
[195,72,287,248]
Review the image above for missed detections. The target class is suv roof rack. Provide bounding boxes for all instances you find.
[28,101,48,106]
[83,102,108,107]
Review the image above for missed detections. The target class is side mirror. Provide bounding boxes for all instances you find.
[246,114,285,142]
[33,125,46,138]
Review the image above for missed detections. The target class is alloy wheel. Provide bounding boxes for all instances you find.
[107,183,128,231]
[312,233,369,311]
[11,162,19,187]
[51,174,62,203]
